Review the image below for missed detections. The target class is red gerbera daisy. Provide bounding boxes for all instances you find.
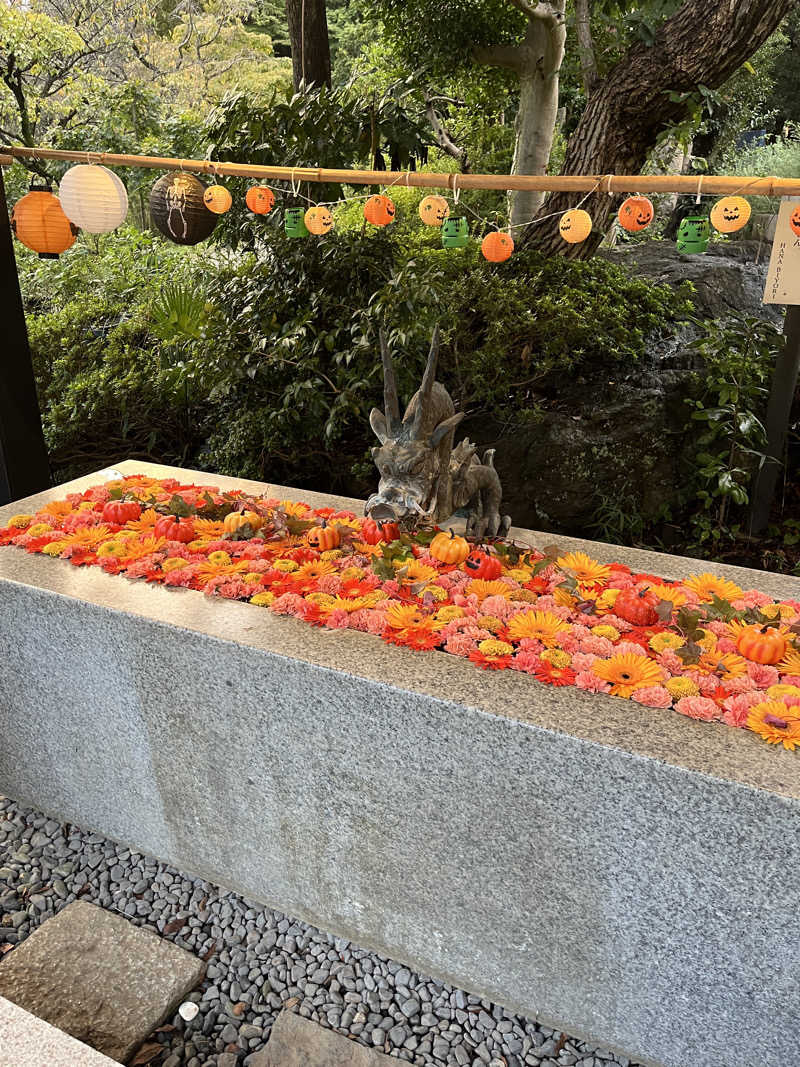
[468,650,513,670]
[534,662,576,687]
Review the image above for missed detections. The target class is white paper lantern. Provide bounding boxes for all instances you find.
[58,164,128,234]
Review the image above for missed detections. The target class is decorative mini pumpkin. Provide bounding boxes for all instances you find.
[676,214,710,255]
[153,515,196,542]
[101,500,142,526]
[613,587,660,626]
[430,530,470,565]
[736,624,787,665]
[203,185,233,215]
[285,206,309,237]
[360,518,400,545]
[441,216,469,248]
[364,194,395,227]
[304,206,333,235]
[11,186,79,259]
[791,205,800,238]
[419,195,450,226]
[246,186,275,215]
[150,172,217,246]
[463,549,503,580]
[223,510,263,535]
[709,196,751,234]
[58,164,128,234]
[481,231,514,262]
[617,196,654,233]
[559,209,592,244]
[307,523,341,550]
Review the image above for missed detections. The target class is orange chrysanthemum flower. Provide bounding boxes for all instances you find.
[555,551,611,585]
[693,652,748,680]
[682,573,743,603]
[386,603,429,630]
[778,647,800,675]
[506,610,570,646]
[124,508,159,534]
[591,653,664,697]
[467,579,513,601]
[645,583,687,607]
[746,701,800,750]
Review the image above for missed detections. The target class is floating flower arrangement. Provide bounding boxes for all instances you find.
[4,474,800,752]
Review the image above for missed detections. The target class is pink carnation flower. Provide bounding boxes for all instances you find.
[630,685,672,709]
[557,633,582,654]
[741,590,773,608]
[684,670,722,696]
[325,610,350,629]
[599,614,632,632]
[570,652,598,672]
[746,662,779,688]
[317,574,342,595]
[615,641,647,657]
[577,635,615,657]
[575,671,611,694]
[271,593,307,616]
[482,595,516,620]
[716,638,738,654]
[656,650,684,674]
[518,638,544,654]
[510,650,541,674]
[781,674,800,687]
[705,620,729,637]
[445,634,477,657]
[674,696,720,721]
[607,574,635,590]
[721,692,762,728]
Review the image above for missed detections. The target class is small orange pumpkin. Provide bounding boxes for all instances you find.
[481,231,514,262]
[429,530,470,565]
[736,624,787,665]
[364,194,396,227]
[307,523,341,550]
[223,510,263,534]
[463,549,503,580]
[246,186,275,214]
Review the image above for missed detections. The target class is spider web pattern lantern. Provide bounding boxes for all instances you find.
[150,172,217,246]
[11,185,78,258]
[58,164,128,234]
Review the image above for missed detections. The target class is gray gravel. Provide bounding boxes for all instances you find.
[0,795,641,1067]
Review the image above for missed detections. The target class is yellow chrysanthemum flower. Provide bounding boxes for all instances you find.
[556,550,612,585]
[467,579,513,601]
[681,573,743,603]
[25,523,52,536]
[591,588,620,613]
[650,632,684,653]
[507,610,570,646]
[766,684,800,699]
[665,676,700,699]
[244,572,264,584]
[305,592,336,607]
[403,561,438,582]
[41,540,67,556]
[591,654,664,697]
[207,550,232,566]
[477,615,504,633]
[540,648,571,668]
[96,539,127,558]
[422,585,448,602]
[645,584,687,607]
[162,557,189,574]
[433,605,466,627]
[759,602,796,621]
[272,558,299,573]
[696,629,718,652]
[478,639,513,658]
[591,624,620,641]
[6,514,32,528]
[505,567,532,583]
[320,549,344,561]
[77,501,96,512]
[747,701,800,750]
[250,591,276,607]
[341,566,366,580]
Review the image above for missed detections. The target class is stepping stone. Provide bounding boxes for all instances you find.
[0,994,121,1067]
[0,900,205,1063]
[249,1010,396,1066]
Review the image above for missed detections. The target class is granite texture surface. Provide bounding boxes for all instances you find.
[0,901,205,1061]
[0,994,122,1067]
[2,461,800,1067]
[250,1009,396,1066]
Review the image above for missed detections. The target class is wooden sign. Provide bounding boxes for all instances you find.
[764,199,800,304]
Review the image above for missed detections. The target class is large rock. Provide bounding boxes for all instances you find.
[0,994,122,1067]
[250,1010,396,1066]
[0,901,205,1062]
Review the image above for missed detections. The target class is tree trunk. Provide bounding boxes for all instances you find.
[285,0,331,90]
[527,0,796,257]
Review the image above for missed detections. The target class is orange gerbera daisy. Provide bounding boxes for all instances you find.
[402,560,438,582]
[193,518,226,538]
[645,583,687,607]
[117,536,168,562]
[293,560,336,587]
[280,499,311,517]
[467,579,513,601]
[386,603,429,630]
[58,525,113,552]
[555,550,611,585]
[591,653,664,697]
[778,647,800,675]
[124,508,159,534]
[39,499,74,520]
[746,701,800,750]
[681,573,743,603]
[693,652,749,679]
[552,586,577,609]
[195,558,250,586]
[506,610,570,646]
[352,540,383,557]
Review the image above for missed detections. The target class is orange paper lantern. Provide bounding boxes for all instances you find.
[791,205,800,238]
[559,209,592,244]
[618,196,654,232]
[481,231,514,262]
[246,186,275,214]
[203,185,233,214]
[363,194,396,227]
[418,195,450,226]
[304,206,333,235]
[11,186,78,259]
[709,196,751,234]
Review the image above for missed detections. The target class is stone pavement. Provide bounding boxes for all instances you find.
[0,994,121,1067]
[250,1009,395,1066]
[0,900,206,1062]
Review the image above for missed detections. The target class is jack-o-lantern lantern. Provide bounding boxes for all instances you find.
[364,194,396,227]
[203,185,232,214]
[304,206,333,235]
[285,206,309,237]
[710,196,751,234]
[559,209,592,244]
[150,172,217,246]
[11,185,79,259]
[307,523,341,550]
[790,205,800,238]
[618,196,654,233]
[736,624,787,665]
[441,216,469,248]
[419,195,450,226]
[246,186,275,215]
[463,549,503,580]
[676,214,710,255]
[481,231,514,262]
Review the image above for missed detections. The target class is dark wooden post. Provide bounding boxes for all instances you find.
[750,304,800,535]
[0,165,51,505]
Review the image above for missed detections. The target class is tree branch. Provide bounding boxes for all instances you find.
[473,41,527,71]
[574,0,598,94]
[508,0,565,25]
[424,91,471,172]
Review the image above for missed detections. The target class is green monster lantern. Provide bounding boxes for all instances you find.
[441,216,469,248]
[285,207,309,238]
[676,214,710,255]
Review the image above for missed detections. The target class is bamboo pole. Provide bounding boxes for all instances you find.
[2,145,800,197]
